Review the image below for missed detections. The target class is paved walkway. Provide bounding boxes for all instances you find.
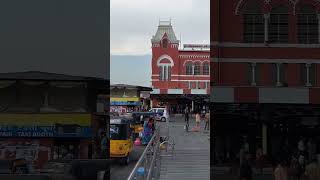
[159,117,210,180]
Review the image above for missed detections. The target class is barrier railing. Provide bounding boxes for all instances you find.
[127,128,161,180]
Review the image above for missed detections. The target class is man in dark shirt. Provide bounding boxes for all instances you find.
[184,107,189,132]
[240,153,253,180]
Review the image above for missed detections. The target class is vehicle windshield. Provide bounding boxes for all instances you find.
[110,124,127,140]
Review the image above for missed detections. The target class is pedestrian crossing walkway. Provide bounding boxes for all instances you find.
[159,118,210,180]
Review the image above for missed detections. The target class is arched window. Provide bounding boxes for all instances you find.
[269,5,289,43]
[297,5,319,44]
[158,58,172,81]
[162,38,168,48]
[242,0,264,43]
[203,62,210,75]
[186,62,193,75]
[194,62,201,75]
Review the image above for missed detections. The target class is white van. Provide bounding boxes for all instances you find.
[150,107,169,122]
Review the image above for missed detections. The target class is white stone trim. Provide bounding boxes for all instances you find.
[211,42,320,48]
[152,79,210,82]
[179,55,210,58]
[168,89,183,94]
[318,14,320,44]
[235,0,245,15]
[152,74,210,77]
[211,58,320,63]
[259,87,309,104]
[182,60,210,66]
[211,87,234,102]
[151,89,160,94]
[183,60,194,66]
[191,89,207,95]
[157,54,174,66]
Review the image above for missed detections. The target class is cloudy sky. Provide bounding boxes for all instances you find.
[110,0,210,55]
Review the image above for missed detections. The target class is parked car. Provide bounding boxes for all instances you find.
[150,108,169,122]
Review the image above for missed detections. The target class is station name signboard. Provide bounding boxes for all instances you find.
[0,126,54,137]
[0,125,92,137]
[183,44,210,49]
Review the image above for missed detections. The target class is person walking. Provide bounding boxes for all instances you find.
[195,111,201,130]
[184,107,189,132]
[240,153,253,180]
[297,154,306,180]
[304,157,320,180]
[204,112,210,131]
[274,160,288,180]
[100,132,108,159]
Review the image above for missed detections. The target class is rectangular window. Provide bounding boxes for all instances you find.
[168,66,171,80]
[159,66,163,81]
[269,14,289,43]
[163,66,167,81]
[298,14,318,44]
[186,65,193,75]
[280,63,287,86]
[271,63,278,86]
[243,14,264,43]
[194,64,201,75]
[310,64,316,86]
[203,64,210,75]
[300,63,307,85]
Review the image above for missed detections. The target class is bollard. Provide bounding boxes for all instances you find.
[137,167,145,180]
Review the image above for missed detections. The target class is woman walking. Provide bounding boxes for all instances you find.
[195,111,201,130]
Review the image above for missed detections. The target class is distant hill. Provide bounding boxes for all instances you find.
[110,55,152,87]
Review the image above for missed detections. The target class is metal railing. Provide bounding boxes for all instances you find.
[127,128,161,180]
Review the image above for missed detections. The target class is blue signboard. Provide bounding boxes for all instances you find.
[0,125,92,138]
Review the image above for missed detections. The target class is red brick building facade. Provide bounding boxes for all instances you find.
[212,0,320,164]
[150,21,210,113]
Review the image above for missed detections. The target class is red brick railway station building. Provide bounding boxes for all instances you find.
[150,21,210,114]
[211,0,320,165]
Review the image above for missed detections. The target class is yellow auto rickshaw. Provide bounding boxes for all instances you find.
[110,118,133,165]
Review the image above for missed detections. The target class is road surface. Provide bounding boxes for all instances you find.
[109,145,145,180]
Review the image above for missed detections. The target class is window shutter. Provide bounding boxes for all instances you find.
[310,64,316,86]
[300,64,307,85]
[271,63,277,86]
[255,63,260,86]
[247,63,252,85]
[159,66,163,81]
[280,63,287,86]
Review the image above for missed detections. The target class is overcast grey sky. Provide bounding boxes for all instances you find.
[111,0,210,55]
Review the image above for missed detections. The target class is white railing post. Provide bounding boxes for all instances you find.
[318,14,320,44]
[264,13,270,43]
[305,63,312,87]
[276,63,282,87]
[251,63,257,86]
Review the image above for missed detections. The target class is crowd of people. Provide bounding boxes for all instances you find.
[184,107,210,132]
[239,138,320,180]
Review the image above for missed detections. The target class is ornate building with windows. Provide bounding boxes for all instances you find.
[212,0,320,165]
[150,21,210,113]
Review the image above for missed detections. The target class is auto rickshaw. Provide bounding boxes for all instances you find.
[110,118,133,165]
